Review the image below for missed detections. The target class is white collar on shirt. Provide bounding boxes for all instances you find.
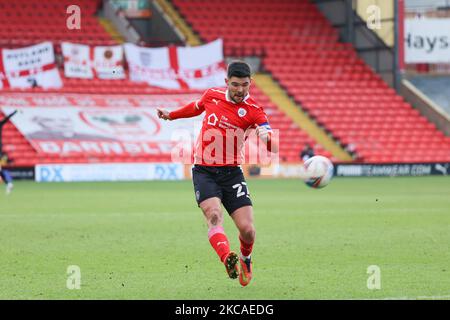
[225,90,250,104]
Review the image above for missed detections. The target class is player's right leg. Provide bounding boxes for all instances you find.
[199,197,239,279]
[193,165,239,279]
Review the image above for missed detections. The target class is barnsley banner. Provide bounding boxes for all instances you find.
[405,19,450,63]
[1,94,202,157]
[124,39,226,89]
[0,42,62,89]
[62,42,125,79]
[0,93,201,108]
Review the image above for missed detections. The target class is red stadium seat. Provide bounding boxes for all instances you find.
[2,0,450,165]
[173,0,450,163]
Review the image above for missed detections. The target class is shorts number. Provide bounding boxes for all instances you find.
[232,182,249,198]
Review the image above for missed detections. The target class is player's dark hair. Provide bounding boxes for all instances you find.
[227,61,251,78]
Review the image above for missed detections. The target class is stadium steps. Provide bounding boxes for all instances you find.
[254,74,353,162]
[98,18,125,43]
[154,0,201,46]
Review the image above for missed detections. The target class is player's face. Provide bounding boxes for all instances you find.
[226,76,251,104]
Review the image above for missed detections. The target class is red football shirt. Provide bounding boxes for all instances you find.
[189,87,271,166]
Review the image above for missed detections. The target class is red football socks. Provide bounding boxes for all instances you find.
[208,226,230,263]
[239,236,254,258]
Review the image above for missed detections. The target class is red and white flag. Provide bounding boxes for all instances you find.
[1,42,62,89]
[0,69,7,89]
[62,42,93,79]
[0,49,8,89]
[62,42,125,79]
[94,45,125,79]
[124,39,226,89]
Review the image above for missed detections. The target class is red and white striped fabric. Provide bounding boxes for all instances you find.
[124,39,226,90]
[1,42,62,89]
[0,52,8,89]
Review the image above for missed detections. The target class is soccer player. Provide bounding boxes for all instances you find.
[300,143,315,162]
[0,110,17,195]
[156,61,278,286]
[0,154,13,195]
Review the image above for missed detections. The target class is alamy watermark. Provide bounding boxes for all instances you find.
[367,265,381,290]
[366,5,381,30]
[170,126,280,170]
[67,5,81,30]
[66,265,81,290]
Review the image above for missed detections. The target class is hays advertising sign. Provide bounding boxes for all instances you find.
[405,19,450,63]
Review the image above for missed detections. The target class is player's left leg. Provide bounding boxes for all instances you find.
[200,197,239,279]
[192,165,239,279]
[221,167,254,286]
[230,206,255,287]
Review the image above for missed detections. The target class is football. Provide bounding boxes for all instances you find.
[302,155,334,188]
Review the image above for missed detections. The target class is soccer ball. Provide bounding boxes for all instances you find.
[302,155,334,188]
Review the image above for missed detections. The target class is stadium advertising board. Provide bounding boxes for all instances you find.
[405,19,450,63]
[111,0,152,18]
[3,167,34,180]
[35,163,184,182]
[335,163,450,177]
[259,163,449,178]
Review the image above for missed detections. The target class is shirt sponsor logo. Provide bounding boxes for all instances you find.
[207,113,218,126]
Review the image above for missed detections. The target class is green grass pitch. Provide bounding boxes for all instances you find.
[0,176,449,300]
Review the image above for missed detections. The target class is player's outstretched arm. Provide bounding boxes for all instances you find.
[256,125,279,153]
[156,102,204,121]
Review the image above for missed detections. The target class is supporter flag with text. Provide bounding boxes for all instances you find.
[0,42,62,89]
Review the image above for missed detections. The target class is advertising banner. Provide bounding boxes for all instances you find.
[405,19,450,63]
[35,163,184,182]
